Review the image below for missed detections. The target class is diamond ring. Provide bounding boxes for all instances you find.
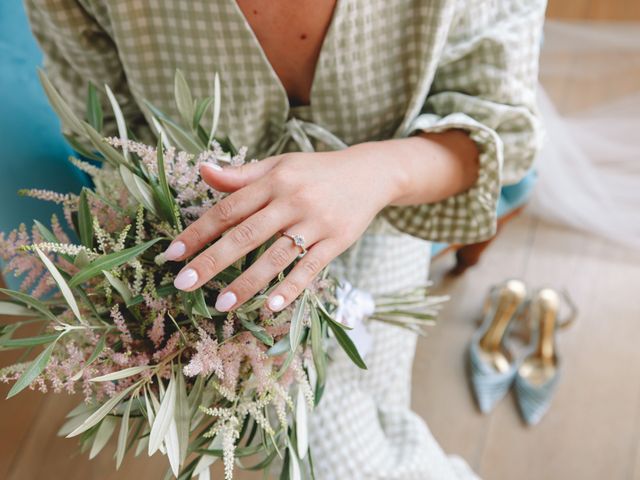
[281,232,307,257]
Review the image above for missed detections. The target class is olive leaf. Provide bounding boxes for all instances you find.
[69,238,162,287]
[319,307,367,370]
[174,369,190,464]
[102,270,132,305]
[193,97,213,130]
[90,366,150,382]
[86,83,103,132]
[119,164,160,217]
[155,137,179,227]
[7,340,58,399]
[89,415,117,459]
[295,387,308,459]
[175,70,195,129]
[105,84,130,162]
[0,334,60,349]
[116,397,133,469]
[34,246,84,324]
[0,301,38,317]
[78,188,94,248]
[208,73,221,147]
[149,373,176,455]
[67,383,140,437]
[38,69,85,134]
[310,308,327,405]
[0,288,59,323]
[289,291,309,352]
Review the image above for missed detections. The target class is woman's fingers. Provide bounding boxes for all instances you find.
[173,205,290,292]
[200,156,280,193]
[163,181,271,261]
[213,227,321,312]
[266,240,335,312]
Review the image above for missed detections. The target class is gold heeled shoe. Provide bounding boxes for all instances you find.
[469,279,528,413]
[515,288,577,425]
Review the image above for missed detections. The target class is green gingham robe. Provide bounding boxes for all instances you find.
[25,0,545,478]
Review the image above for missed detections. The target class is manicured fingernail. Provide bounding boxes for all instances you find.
[201,162,223,172]
[215,291,237,312]
[268,295,285,312]
[163,241,186,261]
[174,268,198,290]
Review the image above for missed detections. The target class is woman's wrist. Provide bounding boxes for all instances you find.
[341,141,412,208]
[346,129,480,208]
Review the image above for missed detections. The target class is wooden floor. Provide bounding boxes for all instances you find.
[2,4,640,480]
[414,213,640,480]
[547,0,640,21]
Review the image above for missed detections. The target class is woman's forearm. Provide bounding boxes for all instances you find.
[348,130,480,207]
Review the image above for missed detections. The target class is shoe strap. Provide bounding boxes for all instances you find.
[519,287,578,334]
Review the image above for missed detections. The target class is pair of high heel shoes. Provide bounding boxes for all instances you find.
[468,279,576,425]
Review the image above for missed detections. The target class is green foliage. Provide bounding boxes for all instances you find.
[69,238,162,287]
[7,340,58,398]
[78,188,94,248]
[86,83,103,132]
[0,70,445,480]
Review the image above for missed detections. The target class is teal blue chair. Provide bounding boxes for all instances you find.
[0,1,88,289]
[431,171,538,272]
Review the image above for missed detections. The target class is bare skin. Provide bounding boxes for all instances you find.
[164,1,480,313]
[235,0,337,106]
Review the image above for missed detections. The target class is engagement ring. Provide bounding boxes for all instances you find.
[282,231,307,257]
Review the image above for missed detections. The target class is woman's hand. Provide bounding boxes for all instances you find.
[163,130,479,313]
[163,143,405,312]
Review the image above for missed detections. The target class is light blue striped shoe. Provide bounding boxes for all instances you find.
[515,366,561,426]
[514,288,576,425]
[468,279,528,414]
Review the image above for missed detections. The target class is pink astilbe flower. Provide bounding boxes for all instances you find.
[0,224,53,298]
[265,323,290,338]
[183,328,224,378]
[88,195,126,233]
[19,188,72,204]
[148,312,166,348]
[50,214,70,244]
[219,342,242,392]
[143,292,169,312]
[240,336,271,393]
[152,331,181,362]
[110,305,133,346]
[106,138,225,222]
[222,314,235,339]
[45,342,86,395]
[111,352,133,367]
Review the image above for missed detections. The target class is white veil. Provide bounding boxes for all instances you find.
[530,21,640,249]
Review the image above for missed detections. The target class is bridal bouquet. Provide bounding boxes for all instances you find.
[0,71,444,479]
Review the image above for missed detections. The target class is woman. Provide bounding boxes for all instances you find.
[26,0,545,478]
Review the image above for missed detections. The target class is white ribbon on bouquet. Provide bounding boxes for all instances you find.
[333,281,376,359]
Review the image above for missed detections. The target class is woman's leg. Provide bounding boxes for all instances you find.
[309,231,479,479]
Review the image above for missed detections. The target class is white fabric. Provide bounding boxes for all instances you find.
[530,22,640,249]
[334,281,376,359]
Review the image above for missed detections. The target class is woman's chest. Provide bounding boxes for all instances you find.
[235,0,337,106]
[101,0,453,154]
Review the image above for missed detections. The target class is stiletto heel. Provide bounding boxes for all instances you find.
[515,288,576,425]
[469,279,528,413]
